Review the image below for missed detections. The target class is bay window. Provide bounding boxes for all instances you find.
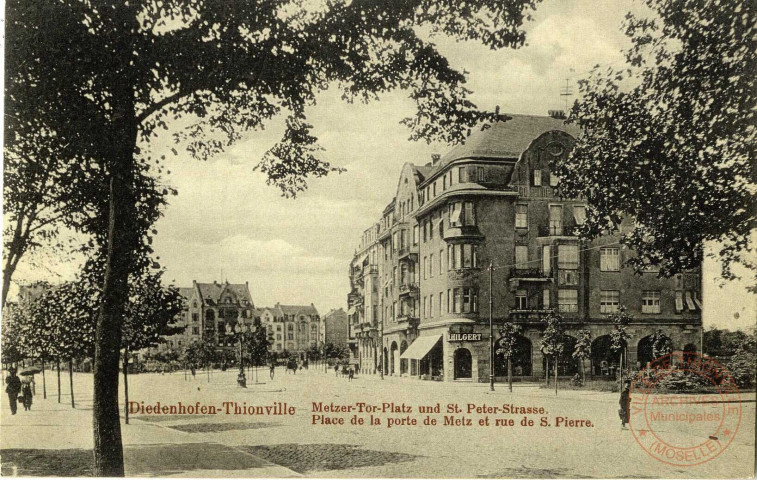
[449,201,476,227]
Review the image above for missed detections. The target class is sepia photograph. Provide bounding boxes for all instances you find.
[1,0,755,478]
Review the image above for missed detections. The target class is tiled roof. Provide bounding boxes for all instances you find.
[423,114,581,183]
[177,287,195,299]
[413,164,433,182]
[275,303,319,317]
[195,282,253,307]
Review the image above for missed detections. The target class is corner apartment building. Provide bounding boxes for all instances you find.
[348,113,702,382]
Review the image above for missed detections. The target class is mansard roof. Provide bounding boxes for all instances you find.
[424,114,581,183]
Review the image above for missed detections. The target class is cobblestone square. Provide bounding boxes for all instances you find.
[1,367,754,477]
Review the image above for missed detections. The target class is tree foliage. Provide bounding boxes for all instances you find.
[703,327,754,358]
[244,324,271,368]
[122,272,184,353]
[540,312,565,360]
[558,0,756,285]
[496,322,522,360]
[650,328,673,358]
[607,306,633,355]
[572,329,592,363]
[1,305,25,366]
[572,329,591,383]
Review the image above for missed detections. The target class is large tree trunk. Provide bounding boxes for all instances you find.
[508,358,513,393]
[92,73,138,476]
[69,359,75,408]
[123,348,129,425]
[1,237,23,308]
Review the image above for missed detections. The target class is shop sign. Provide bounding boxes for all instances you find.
[448,333,482,342]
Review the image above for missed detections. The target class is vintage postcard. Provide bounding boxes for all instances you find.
[1,0,755,478]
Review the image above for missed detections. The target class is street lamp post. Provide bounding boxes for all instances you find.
[489,261,495,392]
[379,297,384,380]
[227,323,246,388]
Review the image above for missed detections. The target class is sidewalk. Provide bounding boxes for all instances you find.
[0,389,300,477]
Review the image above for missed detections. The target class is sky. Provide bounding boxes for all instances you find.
[8,0,756,330]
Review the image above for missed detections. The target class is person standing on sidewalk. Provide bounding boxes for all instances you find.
[21,375,34,411]
[619,379,631,430]
[5,368,22,415]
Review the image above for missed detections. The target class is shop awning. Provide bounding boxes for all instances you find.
[347,306,356,315]
[685,291,697,311]
[400,335,442,360]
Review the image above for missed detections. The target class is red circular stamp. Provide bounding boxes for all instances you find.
[628,352,742,467]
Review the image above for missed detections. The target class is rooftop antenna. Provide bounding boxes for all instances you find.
[560,70,575,112]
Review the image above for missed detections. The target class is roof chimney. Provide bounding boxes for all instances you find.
[431,154,441,166]
[548,110,566,119]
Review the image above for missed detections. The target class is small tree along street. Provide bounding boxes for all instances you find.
[540,312,566,395]
[496,322,522,392]
[608,306,633,387]
[573,329,592,385]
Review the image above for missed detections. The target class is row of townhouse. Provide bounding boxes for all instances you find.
[159,281,324,359]
[348,113,702,383]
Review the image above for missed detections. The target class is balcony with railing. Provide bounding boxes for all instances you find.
[509,268,551,281]
[361,265,378,279]
[537,223,580,238]
[397,245,419,262]
[398,282,419,297]
[508,306,553,322]
[442,225,484,242]
[348,291,363,307]
[396,313,420,328]
[353,320,377,337]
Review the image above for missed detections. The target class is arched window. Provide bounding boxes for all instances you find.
[454,348,472,379]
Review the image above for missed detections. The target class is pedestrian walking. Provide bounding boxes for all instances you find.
[619,379,630,429]
[5,368,22,415]
[348,367,354,382]
[269,363,275,380]
[334,363,339,377]
[21,375,34,411]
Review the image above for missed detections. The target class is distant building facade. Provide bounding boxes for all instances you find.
[322,308,350,349]
[160,281,256,352]
[348,113,702,382]
[253,303,320,357]
[161,284,322,359]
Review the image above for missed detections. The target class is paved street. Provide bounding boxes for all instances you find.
[1,366,754,478]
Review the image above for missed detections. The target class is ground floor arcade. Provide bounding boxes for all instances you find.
[357,319,702,382]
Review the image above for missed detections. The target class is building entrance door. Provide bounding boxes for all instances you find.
[454,348,472,379]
